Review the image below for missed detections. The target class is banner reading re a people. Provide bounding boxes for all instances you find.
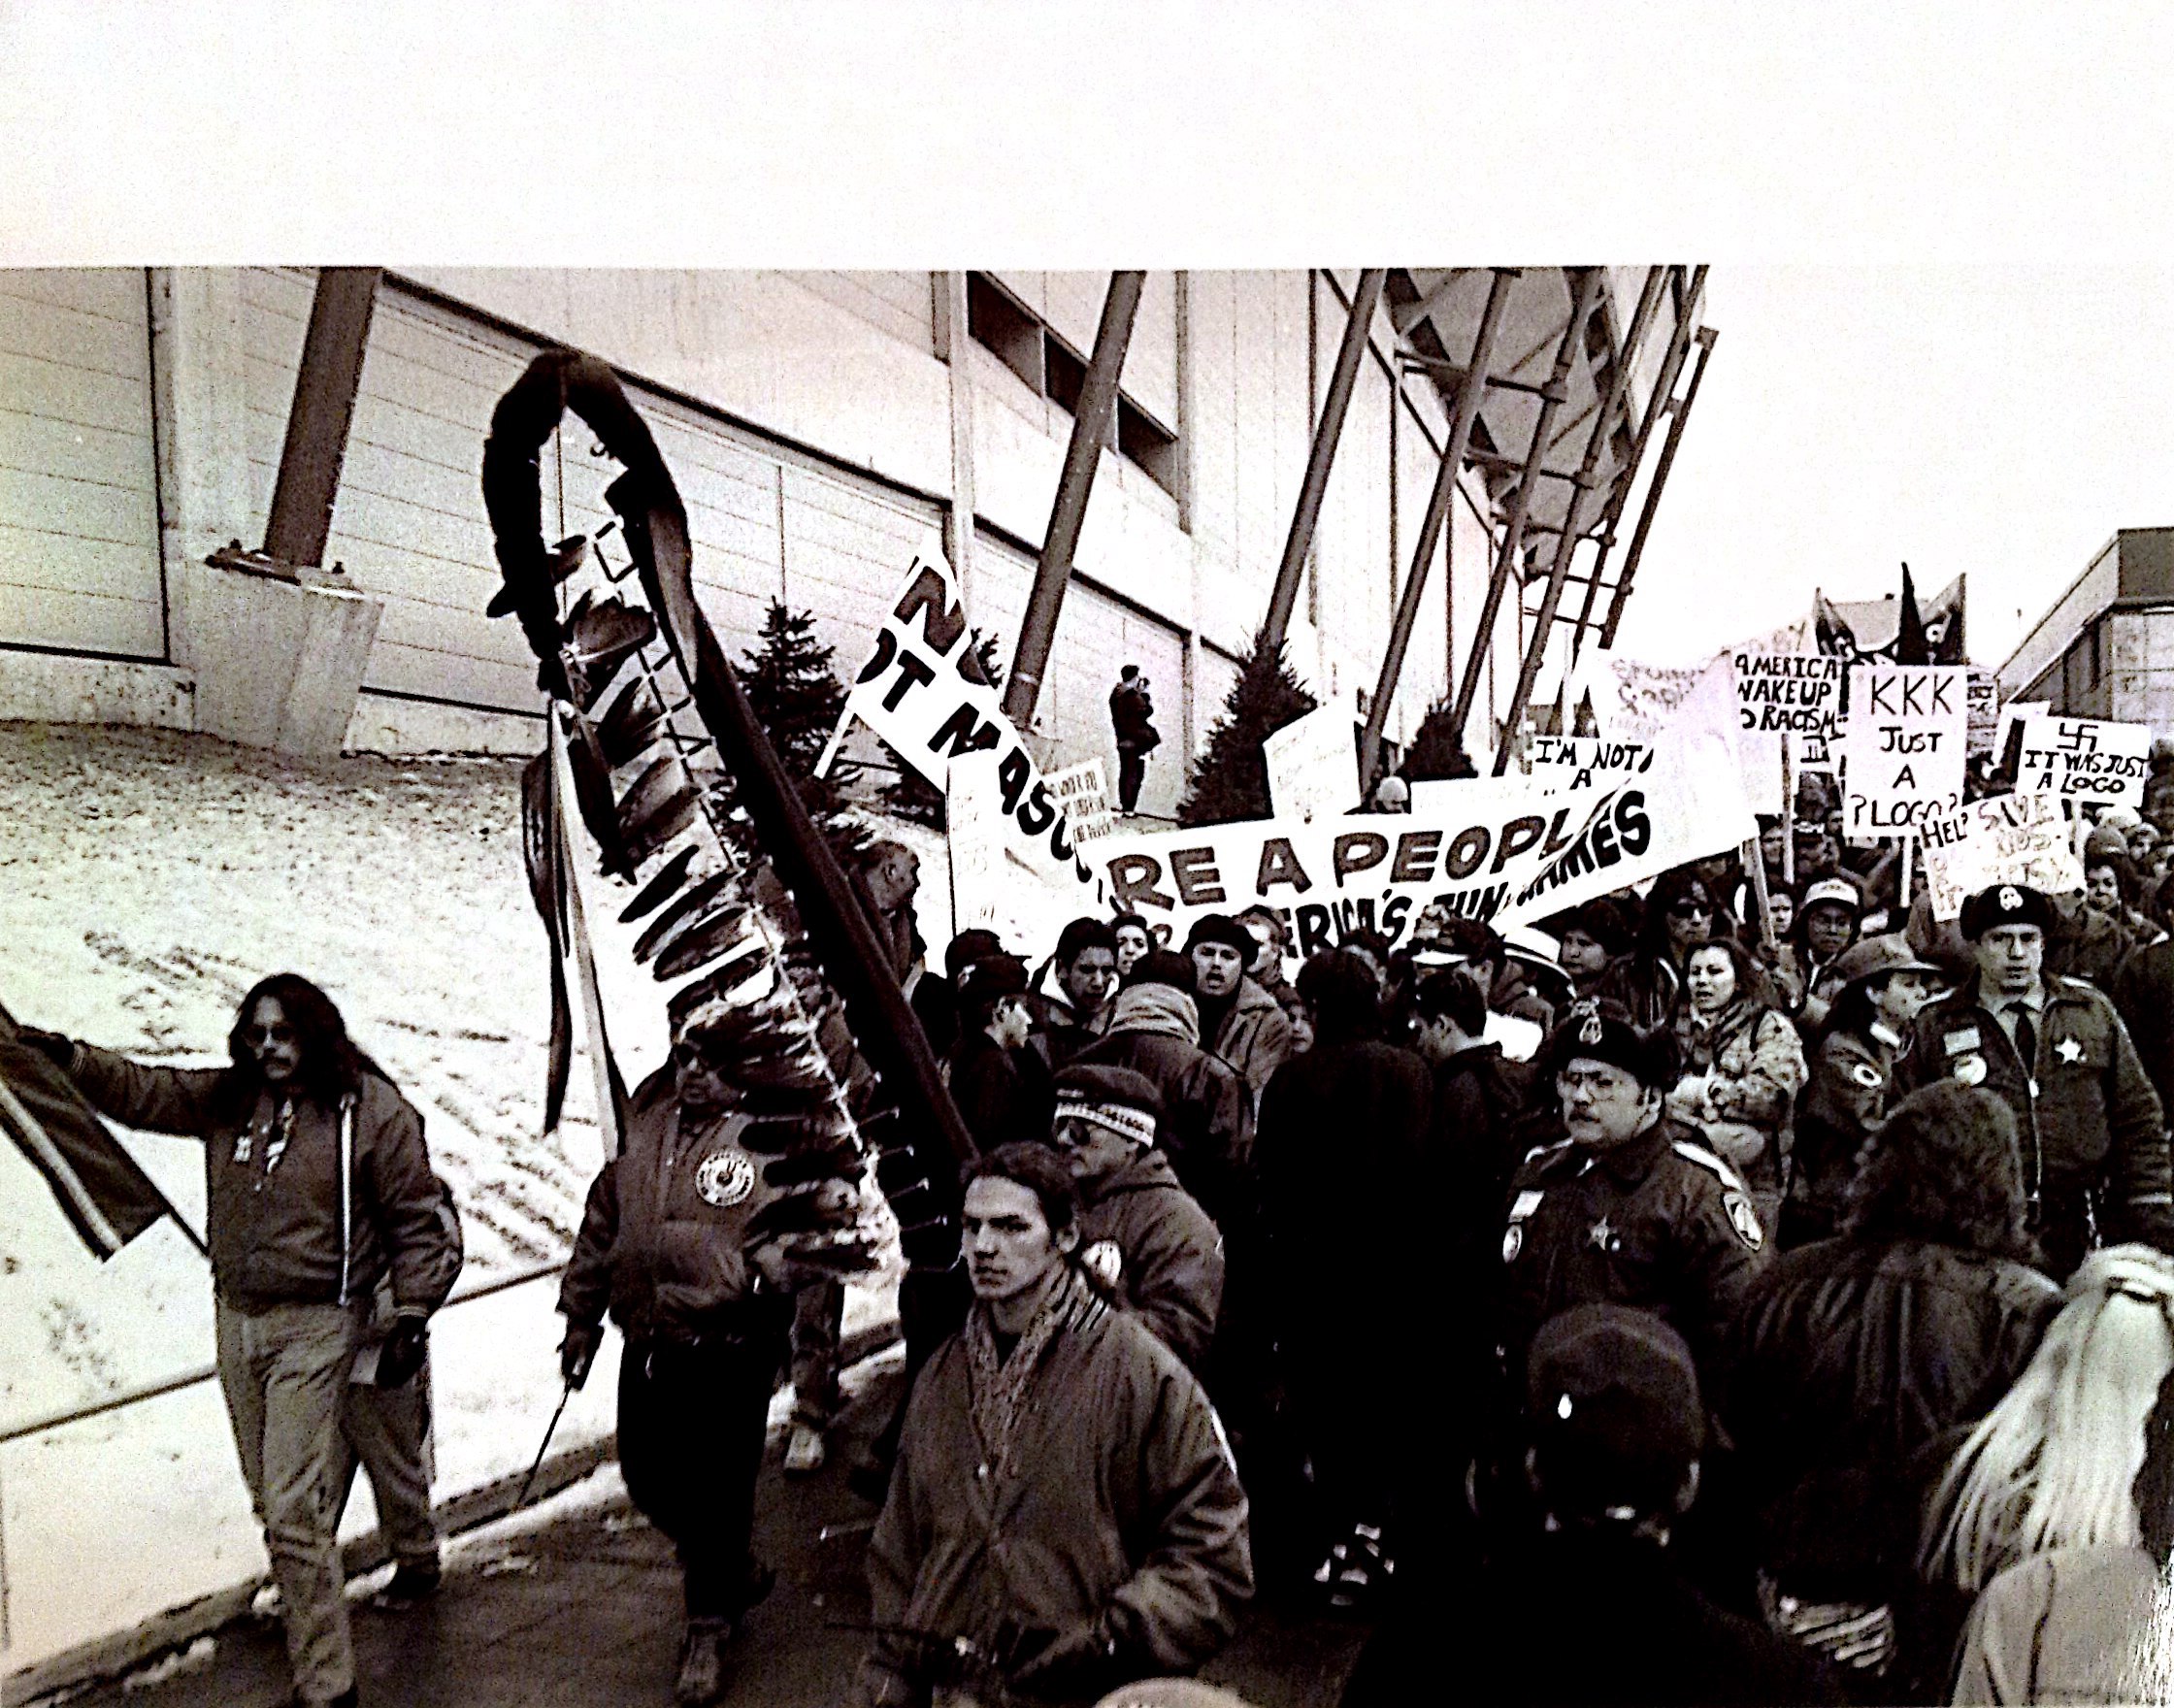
[1095,730,1756,957]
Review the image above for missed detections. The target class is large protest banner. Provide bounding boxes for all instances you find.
[1576,647,1783,812]
[2015,713,2152,809]
[1920,791,2087,921]
[1096,726,1754,956]
[1838,663,1970,838]
[824,535,1103,903]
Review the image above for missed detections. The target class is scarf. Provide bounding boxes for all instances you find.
[1108,983,1200,1045]
[963,1268,1095,1482]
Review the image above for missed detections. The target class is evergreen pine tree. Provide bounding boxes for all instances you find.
[1401,698,1479,783]
[1176,628,1319,828]
[718,600,858,829]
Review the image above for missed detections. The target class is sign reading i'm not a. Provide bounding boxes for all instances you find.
[1839,664,1969,838]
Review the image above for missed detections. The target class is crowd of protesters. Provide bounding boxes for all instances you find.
[843,746,2174,1706]
[30,754,2174,1708]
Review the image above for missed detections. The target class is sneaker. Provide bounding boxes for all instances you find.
[783,1423,827,1477]
[369,1560,441,1610]
[673,1617,734,1706]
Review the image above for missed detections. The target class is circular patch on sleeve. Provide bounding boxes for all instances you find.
[1953,1055,1989,1087]
[1723,1191,1765,1251]
[1501,1224,1525,1264]
[1082,1239,1124,1287]
[1850,1062,1885,1090]
[694,1147,757,1208]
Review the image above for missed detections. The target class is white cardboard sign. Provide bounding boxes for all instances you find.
[2015,714,2152,808]
[1920,791,2088,922]
[1839,664,1970,838]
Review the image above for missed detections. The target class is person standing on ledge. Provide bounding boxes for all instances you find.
[1110,665,1162,816]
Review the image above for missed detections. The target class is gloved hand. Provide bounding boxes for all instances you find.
[559,1319,603,1391]
[375,1313,430,1389]
[1007,1612,1120,1692]
[17,1029,77,1072]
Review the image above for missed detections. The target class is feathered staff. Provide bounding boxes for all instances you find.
[480,350,974,1283]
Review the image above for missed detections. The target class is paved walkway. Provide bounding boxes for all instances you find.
[54,1355,1366,1708]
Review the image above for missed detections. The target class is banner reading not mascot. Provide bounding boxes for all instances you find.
[827,537,1102,903]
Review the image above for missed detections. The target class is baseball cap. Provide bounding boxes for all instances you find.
[955,953,1029,1003]
[1528,1304,1705,1516]
[1799,876,1862,916]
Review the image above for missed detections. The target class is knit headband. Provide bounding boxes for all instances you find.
[1056,1096,1158,1148]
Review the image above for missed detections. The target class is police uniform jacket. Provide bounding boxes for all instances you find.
[559,1065,780,1344]
[1499,1114,1768,1371]
[1897,974,2173,1250]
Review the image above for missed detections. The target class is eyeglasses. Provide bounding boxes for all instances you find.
[1559,1068,1640,1097]
[1668,900,1712,918]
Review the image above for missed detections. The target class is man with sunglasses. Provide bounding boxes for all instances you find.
[1497,1001,1769,1382]
[1047,1063,1223,1375]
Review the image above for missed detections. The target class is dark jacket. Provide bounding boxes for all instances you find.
[1499,1117,1768,1375]
[1077,990,1249,1225]
[1077,1150,1224,1374]
[1109,680,1159,752]
[1257,1035,1433,1335]
[1897,973,2172,1261]
[1787,1022,1909,1242]
[1430,1043,1541,1275]
[863,1287,1250,1703]
[2110,937,2174,1112]
[1728,1236,2059,1593]
[559,1067,786,1344]
[946,1031,1055,1151]
[70,1044,453,1315]
[1341,1525,1839,1707]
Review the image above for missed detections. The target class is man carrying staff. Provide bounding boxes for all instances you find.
[557,1007,812,1707]
[26,975,456,1708]
[855,1142,1251,1707]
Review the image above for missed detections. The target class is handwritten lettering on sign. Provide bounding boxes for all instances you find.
[1840,664,1969,838]
[1732,651,1845,739]
[2016,715,2152,808]
[1920,792,2086,921]
[1526,735,1657,796]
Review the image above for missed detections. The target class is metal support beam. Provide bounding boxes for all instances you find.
[1446,267,1602,754]
[1598,324,1719,649]
[1569,264,1707,656]
[1494,266,1669,773]
[1359,268,1516,790]
[1002,271,1145,726]
[1261,268,1388,654]
[262,267,381,569]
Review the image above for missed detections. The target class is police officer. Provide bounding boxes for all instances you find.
[1897,882,2172,1278]
[557,1009,807,1707]
[1498,1001,1768,1380]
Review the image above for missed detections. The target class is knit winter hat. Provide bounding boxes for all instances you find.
[1184,913,1256,958]
[1053,1063,1164,1149]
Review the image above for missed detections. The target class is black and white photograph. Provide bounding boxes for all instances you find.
[7,7,2174,1704]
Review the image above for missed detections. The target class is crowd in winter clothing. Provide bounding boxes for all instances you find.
[872,762,2174,1706]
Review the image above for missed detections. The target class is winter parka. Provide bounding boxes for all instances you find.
[69,1044,454,1316]
[1785,1021,1909,1245]
[1076,988,1250,1225]
[1667,998,1807,1223]
[559,1066,787,1345]
[862,1290,1251,1703]
[1205,976,1291,1109]
[1076,1150,1224,1374]
[1897,972,2173,1270]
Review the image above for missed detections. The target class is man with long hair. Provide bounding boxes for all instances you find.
[36,974,456,1708]
[855,1142,1250,1708]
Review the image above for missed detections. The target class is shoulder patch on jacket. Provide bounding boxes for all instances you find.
[1671,1139,1750,1197]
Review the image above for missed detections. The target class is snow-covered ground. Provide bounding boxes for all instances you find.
[0,723,925,1677]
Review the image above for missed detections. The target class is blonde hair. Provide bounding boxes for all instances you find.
[1923,1246,2174,1590]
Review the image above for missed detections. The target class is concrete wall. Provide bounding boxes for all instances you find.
[5,266,1514,778]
